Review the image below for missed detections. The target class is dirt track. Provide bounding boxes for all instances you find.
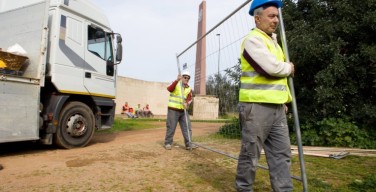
[1,121,375,192]
[0,122,228,192]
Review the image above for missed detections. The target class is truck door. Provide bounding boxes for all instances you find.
[83,24,116,98]
[52,13,86,94]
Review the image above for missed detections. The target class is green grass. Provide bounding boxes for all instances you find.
[193,136,376,192]
[97,117,166,133]
[293,155,376,191]
[98,117,230,134]
[97,118,376,191]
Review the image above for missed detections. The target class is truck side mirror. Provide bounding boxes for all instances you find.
[117,35,122,43]
[116,34,123,63]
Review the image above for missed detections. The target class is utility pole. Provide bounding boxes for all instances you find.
[216,33,221,78]
[216,33,221,97]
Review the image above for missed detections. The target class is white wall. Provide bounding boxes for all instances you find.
[115,76,170,116]
[193,95,219,120]
[116,76,219,120]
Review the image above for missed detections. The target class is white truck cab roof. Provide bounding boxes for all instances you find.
[0,0,111,29]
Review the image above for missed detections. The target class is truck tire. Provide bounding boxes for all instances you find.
[55,102,95,149]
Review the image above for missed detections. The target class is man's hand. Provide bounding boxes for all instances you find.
[177,74,182,81]
[289,62,295,77]
[183,103,188,109]
[284,104,288,114]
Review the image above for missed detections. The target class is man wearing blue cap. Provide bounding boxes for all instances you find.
[235,0,295,191]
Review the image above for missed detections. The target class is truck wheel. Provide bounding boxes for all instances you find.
[55,102,95,149]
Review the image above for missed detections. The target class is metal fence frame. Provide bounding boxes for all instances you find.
[176,0,308,191]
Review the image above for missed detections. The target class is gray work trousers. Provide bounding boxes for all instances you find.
[164,108,192,147]
[235,103,293,192]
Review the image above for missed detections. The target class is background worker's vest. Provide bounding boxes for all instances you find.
[168,81,191,109]
[239,28,292,104]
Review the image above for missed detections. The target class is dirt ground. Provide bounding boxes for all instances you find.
[1,121,375,192]
[0,122,229,192]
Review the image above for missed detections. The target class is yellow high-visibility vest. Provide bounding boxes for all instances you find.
[239,28,292,104]
[168,81,192,109]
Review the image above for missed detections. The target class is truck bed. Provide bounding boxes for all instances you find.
[0,0,48,81]
[0,0,48,143]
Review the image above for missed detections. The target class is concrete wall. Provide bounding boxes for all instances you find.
[192,95,219,120]
[115,76,170,115]
[115,76,219,120]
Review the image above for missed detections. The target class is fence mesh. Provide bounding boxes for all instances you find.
[177,0,253,139]
[176,0,306,188]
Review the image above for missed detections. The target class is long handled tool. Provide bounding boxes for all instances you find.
[292,151,350,159]
[176,54,192,149]
[278,8,309,192]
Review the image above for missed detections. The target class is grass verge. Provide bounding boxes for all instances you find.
[97,118,376,191]
[192,134,376,192]
[98,117,230,133]
[97,117,166,133]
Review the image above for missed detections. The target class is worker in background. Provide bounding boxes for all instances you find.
[164,71,194,150]
[143,104,154,118]
[135,104,144,118]
[235,0,295,191]
[122,102,136,118]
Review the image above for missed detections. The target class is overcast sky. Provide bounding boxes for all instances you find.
[91,0,247,83]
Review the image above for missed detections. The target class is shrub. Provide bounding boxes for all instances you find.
[291,117,376,148]
[317,117,362,147]
[218,118,241,139]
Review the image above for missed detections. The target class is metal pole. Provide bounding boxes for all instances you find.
[216,33,220,77]
[176,54,192,149]
[216,33,221,97]
[278,8,308,192]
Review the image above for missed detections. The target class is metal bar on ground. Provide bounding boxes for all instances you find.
[192,142,302,181]
[278,8,309,192]
[291,146,376,153]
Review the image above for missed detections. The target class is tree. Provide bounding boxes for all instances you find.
[278,0,376,147]
[282,0,376,130]
[206,60,241,117]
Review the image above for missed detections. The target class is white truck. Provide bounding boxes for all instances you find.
[0,0,123,148]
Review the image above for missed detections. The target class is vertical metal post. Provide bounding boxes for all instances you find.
[176,54,192,148]
[216,33,221,77]
[278,8,309,192]
[216,33,221,97]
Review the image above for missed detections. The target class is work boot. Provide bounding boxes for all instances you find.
[186,145,198,150]
[165,144,172,150]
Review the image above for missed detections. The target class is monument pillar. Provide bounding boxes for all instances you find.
[194,0,206,95]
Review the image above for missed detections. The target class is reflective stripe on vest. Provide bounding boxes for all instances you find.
[239,28,292,104]
[168,81,191,109]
